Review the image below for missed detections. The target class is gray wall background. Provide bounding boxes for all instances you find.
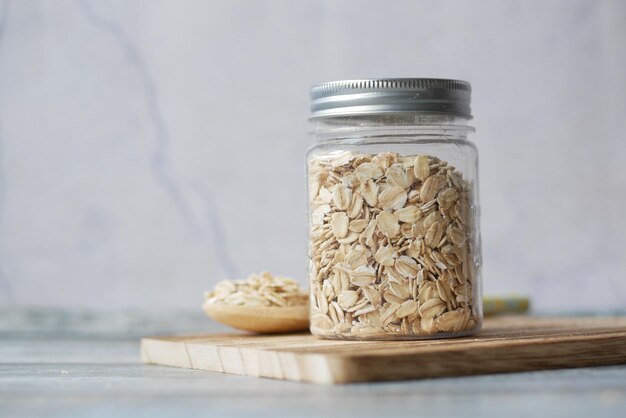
[0,0,625,311]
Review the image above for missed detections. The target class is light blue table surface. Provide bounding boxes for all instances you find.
[1,309,625,418]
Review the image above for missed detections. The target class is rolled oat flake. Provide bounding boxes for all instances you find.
[307,78,482,340]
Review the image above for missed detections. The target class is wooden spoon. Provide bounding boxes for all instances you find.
[203,303,309,334]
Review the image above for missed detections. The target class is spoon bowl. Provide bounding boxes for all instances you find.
[203,303,310,334]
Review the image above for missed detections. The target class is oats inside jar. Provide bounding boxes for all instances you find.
[308,151,480,339]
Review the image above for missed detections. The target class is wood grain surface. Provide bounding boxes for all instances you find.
[140,315,626,384]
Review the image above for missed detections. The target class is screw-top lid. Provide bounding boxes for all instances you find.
[310,78,472,119]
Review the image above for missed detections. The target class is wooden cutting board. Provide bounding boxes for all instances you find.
[140,315,626,384]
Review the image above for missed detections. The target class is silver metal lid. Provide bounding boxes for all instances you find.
[310,78,472,119]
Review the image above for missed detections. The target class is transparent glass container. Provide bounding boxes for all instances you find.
[306,79,482,340]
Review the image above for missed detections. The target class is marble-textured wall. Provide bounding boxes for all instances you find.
[0,0,625,311]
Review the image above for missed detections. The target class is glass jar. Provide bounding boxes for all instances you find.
[306,79,482,340]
